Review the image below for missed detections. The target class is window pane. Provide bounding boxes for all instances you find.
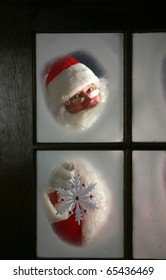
[36,33,123,142]
[133,33,166,141]
[37,150,124,258]
[133,151,166,259]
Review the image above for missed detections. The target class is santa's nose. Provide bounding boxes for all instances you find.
[79,90,92,100]
[80,89,91,99]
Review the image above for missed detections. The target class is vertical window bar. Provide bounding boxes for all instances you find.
[123,30,133,259]
[124,148,133,259]
[124,30,132,143]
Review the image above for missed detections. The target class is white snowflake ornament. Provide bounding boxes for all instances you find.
[56,175,98,225]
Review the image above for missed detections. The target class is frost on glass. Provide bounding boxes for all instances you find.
[37,150,123,258]
[133,151,166,259]
[133,33,166,141]
[36,33,123,142]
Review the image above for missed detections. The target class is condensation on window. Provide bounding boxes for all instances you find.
[36,33,123,143]
[36,150,124,258]
[133,33,166,142]
[133,151,166,259]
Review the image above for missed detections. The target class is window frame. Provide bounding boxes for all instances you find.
[32,6,166,260]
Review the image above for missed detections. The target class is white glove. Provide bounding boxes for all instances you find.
[43,162,76,224]
[49,162,75,189]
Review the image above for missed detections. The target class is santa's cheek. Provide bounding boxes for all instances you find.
[84,96,100,107]
[95,95,101,103]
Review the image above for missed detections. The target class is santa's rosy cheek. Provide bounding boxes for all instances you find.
[95,95,101,103]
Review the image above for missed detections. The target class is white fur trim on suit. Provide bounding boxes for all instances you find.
[74,159,112,246]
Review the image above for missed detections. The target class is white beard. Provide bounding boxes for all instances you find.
[57,78,109,131]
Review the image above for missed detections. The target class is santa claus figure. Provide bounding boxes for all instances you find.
[43,159,112,246]
[45,55,109,131]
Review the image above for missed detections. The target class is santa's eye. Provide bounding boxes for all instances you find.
[87,87,94,93]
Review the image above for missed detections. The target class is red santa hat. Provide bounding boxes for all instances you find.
[45,56,100,109]
[43,159,111,247]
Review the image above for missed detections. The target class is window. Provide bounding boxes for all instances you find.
[1,1,166,261]
[36,33,124,258]
[35,31,166,259]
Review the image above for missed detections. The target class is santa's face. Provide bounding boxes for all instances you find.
[58,78,108,131]
[63,83,101,114]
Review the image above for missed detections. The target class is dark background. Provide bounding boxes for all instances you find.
[0,0,166,260]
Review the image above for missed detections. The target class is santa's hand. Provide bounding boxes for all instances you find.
[49,161,75,189]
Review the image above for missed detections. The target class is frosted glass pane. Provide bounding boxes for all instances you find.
[133,33,166,141]
[133,151,166,259]
[37,151,123,258]
[36,33,123,142]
